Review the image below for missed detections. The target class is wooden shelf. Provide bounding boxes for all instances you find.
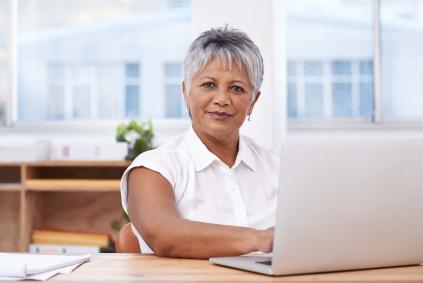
[24,160,130,167]
[25,179,121,192]
[0,162,22,166]
[0,183,23,192]
[0,161,128,252]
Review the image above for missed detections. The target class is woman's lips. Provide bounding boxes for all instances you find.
[208,111,232,120]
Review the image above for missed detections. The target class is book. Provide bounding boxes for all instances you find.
[31,229,114,250]
[0,253,90,279]
[29,243,101,254]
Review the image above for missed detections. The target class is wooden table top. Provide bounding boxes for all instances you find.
[48,254,423,282]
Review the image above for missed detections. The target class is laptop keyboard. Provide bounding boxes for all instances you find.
[256,260,272,266]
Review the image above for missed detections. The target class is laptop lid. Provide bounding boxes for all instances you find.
[271,136,423,275]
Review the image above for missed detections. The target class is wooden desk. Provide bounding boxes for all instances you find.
[51,254,423,282]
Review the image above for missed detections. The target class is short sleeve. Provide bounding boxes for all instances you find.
[119,148,178,254]
[120,149,176,214]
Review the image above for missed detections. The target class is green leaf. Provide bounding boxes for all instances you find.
[116,118,155,160]
[116,123,128,142]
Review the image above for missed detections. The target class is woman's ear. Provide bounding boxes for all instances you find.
[247,91,261,115]
[182,81,189,107]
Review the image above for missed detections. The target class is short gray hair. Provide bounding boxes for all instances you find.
[183,26,264,97]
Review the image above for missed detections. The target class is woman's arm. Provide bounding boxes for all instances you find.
[127,167,273,259]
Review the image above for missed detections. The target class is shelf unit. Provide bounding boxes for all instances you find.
[0,161,129,252]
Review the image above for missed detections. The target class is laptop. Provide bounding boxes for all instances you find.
[210,136,423,275]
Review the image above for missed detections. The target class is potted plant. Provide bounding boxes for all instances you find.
[116,119,154,161]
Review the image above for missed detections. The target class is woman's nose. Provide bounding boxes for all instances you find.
[213,89,230,106]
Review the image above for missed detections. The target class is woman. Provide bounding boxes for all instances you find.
[120,26,279,258]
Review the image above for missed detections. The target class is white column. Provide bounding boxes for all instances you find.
[6,0,18,124]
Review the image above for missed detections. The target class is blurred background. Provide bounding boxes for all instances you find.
[1,0,422,149]
[0,0,422,253]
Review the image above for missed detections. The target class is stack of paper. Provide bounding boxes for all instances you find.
[0,253,91,281]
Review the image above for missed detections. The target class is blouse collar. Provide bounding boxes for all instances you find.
[184,127,256,172]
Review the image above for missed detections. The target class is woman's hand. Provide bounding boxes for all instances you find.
[255,227,274,253]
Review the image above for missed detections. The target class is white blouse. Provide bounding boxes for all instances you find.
[120,127,280,253]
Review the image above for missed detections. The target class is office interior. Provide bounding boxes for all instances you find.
[0,0,422,254]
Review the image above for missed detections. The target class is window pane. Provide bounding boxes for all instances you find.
[125,85,140,118]
[332,82,352,117]
[304,61,323,76]
[332,61,351,76]
[305,83,323,117]
[0,0,8,125]
[47,86,65,120]
[360,82,373,117]
[125,63,140,79]
[165,85,182,118]
[287,0,374,121]
[17,0,191,122]
[73,86,91,119]
[360,60,373,75]
[287,61,297,76]
[381,0,423,118]
[164,63,181,77]
[98,66,120,119]
[164,62,183,118]
[287,83,298,118]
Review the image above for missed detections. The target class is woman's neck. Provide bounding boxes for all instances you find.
[192,126,239,168]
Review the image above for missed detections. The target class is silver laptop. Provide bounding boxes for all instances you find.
[210,136,423,275]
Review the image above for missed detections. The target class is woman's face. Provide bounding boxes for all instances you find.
[183,59,260,141]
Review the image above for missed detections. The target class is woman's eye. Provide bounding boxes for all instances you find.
[201,82,215,89]
[231,86,244,93]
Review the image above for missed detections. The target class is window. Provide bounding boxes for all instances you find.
[0,0,8,125]
[45,63,138,121]
[287,0,374,123]
[164,62,186,118]
[287,0,423,127]
[287,60,374,119]
[381,0,423,118]
[11,0,191,123]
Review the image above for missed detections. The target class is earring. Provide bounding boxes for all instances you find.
[186,108,192,119]
[247,115,251,121]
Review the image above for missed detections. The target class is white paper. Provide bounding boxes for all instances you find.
[0,262,83,281]
[0,253,90,281]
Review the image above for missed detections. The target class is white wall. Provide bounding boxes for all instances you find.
[191,0,287,150]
